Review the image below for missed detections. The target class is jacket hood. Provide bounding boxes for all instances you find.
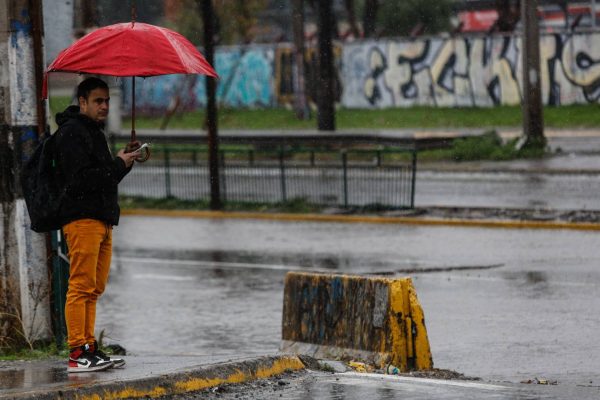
[55,105,81,126]
[56,105,105,129]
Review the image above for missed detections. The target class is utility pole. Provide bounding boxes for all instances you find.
[0,0,52,347]
[316,0,336,131]
[520,0,546,149]
[200,0,221,210]
[291,0,309,120]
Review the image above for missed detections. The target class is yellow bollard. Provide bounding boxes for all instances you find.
[281,272,432,371]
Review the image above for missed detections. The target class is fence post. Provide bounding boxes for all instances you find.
[279,147,287,202]
[164,148,172,198]
[410,148,417,209]
[50,230,70,347]
[248,149,254,166]
[376,149,382,167]
[342,150,348,208]
[219,150,227,203]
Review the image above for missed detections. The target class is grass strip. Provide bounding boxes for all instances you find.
[48,95,600,130]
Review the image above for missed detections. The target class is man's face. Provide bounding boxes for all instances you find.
[79,87,110,123]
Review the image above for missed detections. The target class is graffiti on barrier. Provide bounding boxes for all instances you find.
[124,32,600,114]
[124,46,274,114]
[343,32,600,108]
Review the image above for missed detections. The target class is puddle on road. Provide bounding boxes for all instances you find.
[0,365,97,390]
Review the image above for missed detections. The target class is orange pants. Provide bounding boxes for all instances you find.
[63,219,112,349]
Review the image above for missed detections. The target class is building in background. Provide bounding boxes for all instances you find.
[456,0,600,33]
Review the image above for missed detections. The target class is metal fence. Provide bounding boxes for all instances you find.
[119,147,417,209]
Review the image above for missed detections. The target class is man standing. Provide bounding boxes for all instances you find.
[55,77,137,373]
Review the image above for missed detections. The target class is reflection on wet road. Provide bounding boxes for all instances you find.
[98,216,600,389]
[0,361,98,390]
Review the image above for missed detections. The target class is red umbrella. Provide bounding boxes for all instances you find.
[43,22,218,160]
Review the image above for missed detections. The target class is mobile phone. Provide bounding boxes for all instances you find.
[133,143,149,153]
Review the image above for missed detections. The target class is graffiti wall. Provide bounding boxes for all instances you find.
[124,45,274,114]
[124,32,600,114]
[342,32,600,108]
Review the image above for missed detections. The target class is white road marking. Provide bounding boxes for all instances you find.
[331,372,508,391]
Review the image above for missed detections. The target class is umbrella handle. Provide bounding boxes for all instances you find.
[131,76,136,142]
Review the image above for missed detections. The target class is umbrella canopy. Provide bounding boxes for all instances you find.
[42,22,218,97]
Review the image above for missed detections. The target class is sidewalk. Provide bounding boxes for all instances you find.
[0,355,304,399]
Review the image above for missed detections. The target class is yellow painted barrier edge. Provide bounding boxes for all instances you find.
[121,209,600,231]
[77,356,305,400]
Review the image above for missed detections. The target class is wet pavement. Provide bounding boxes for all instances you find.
[104,217,599,386]
[0,355,243,397]
[3,215,599,398]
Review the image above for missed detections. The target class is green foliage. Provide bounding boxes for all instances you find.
[377,0,453,37]
[0,341,68,361]
[120,105,600,130]
[47,93,600,130]
[166,0,268,46]
[450,131,545,161]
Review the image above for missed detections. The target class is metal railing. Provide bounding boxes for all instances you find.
[119,146,417,209]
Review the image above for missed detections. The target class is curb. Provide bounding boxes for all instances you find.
[7,355,304,400]
[121,209,600,231]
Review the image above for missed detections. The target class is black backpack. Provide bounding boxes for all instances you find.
[21,133,65,232]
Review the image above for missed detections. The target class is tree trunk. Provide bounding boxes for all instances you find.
[292,0,309,120]
[316,0,335,131]
[363,0,379,38]
[521,0,545,149]
[199,0,222,209]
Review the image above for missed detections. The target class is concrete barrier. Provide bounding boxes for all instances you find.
[281,272,432,371]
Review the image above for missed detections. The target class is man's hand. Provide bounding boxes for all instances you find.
[117,149,137,168]
[125,140,141,153]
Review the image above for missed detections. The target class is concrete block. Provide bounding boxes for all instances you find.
[281,272,432,371]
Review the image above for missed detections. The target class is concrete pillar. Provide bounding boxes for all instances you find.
[0,0,52,347]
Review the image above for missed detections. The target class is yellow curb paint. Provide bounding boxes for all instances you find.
[121,209,600,231]
[78,386,167,400]
[254,356,305,379]
[174,357,304,393]
[77,356,305,400]
[173,370,247,393]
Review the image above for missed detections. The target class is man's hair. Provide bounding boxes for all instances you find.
[77,77,108,100]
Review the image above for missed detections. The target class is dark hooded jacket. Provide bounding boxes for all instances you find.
[54,105,130,226]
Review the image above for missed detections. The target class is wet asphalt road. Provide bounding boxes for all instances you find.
[93,216,600,398]
[162,370,598,400]
[415,171,600,209]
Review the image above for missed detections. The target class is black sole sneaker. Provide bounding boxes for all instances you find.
[68,345,113,373]
[91,341,126,369]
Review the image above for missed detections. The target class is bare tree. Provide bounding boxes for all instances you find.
[344,0,361,38]
[292,0,309,120]
[363,0,379,38]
